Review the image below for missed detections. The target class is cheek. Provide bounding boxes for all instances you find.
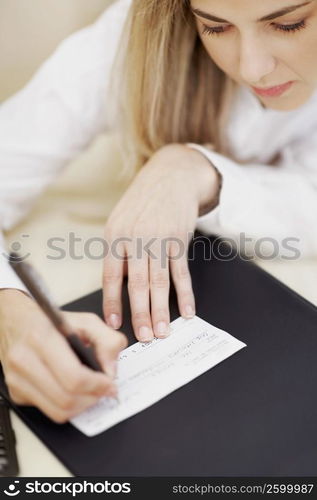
[266,18,317,84]
[291,30,317,82]
[201,38,239,78]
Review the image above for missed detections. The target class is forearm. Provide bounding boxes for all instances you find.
[188,144,317,257]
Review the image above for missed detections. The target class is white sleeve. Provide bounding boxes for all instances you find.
[0,235,28,293]
[189,134,317,258]
[0,0,132,290]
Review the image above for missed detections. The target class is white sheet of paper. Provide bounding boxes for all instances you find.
[70,315,246,437]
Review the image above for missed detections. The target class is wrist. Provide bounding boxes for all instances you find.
[0,288,31,303]
[149,143,222,215]
[0,289,33,321]
[0,290,37,358]
[161,143,222,215]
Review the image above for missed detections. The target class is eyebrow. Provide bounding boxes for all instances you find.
[191,1,312,23]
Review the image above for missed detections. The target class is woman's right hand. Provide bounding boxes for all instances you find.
[0,289,127,423]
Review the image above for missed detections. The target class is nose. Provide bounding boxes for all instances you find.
[239,35,277,85]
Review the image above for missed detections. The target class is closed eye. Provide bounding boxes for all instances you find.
[273,19,306,32]
[201,19,307,36]
[201,24,230,36]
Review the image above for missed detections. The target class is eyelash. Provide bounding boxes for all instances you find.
[202,19,307,36]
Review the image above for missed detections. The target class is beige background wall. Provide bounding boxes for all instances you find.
[0,0,113,101]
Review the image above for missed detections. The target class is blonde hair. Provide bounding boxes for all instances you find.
[109,0,236,180]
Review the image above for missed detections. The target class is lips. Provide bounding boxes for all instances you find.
[252,81,294,98]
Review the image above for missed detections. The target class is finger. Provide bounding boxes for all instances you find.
[7,371,104,424]
[27,327,117,396]
[169,239,196,319]
[68,312,127,377]
[127,240,153,342]
[7,344,117,410]
[9,345,82,407]
[102,236,125,330]
[149,238,170,338]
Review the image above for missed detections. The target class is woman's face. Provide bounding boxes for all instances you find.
[190,0,317,110]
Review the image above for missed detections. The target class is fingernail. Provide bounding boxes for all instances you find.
[155,321,169,337]
[109,313,121,329]
[184,305,195,318]
[138,326,153,342]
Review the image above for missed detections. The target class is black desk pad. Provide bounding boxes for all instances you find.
[0,234,316,476]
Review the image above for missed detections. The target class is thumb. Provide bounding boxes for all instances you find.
[65,312,128,377]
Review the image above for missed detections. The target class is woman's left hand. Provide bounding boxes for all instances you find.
[102,143,220,342]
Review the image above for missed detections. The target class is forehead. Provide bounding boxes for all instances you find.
[190,0,312,21]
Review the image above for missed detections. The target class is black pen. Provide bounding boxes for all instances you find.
[9,252,105,373]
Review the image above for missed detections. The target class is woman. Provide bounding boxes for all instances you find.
[1,0,317,422]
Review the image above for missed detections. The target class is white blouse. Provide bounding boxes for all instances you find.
[1,0,317,291]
